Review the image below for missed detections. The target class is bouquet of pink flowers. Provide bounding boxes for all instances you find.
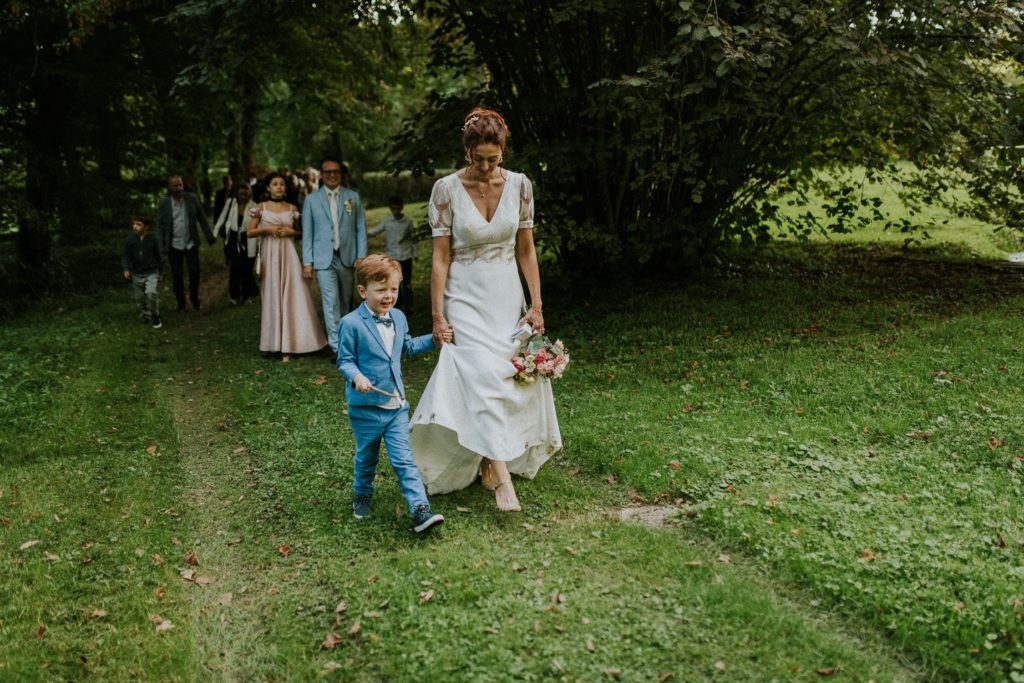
[510,327,569,384]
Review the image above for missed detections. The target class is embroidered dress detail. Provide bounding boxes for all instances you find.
[451,243,515,265]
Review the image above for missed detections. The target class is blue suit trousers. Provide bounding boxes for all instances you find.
[349,404,429,514]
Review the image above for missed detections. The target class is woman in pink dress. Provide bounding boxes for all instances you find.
[247,173,327,355]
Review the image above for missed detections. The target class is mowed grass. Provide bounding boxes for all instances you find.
[773,166,1024,260]
[1,208,1022,680]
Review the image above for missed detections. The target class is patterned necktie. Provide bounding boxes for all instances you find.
[372,314,393,328]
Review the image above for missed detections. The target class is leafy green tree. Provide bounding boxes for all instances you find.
[396,0,1023,274]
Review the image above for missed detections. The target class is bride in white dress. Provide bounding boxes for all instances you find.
[409,108,562,511]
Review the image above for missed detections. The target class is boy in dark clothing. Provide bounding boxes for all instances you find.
[122,215,163,329]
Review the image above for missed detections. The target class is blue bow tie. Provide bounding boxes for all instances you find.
[372,314,393,327]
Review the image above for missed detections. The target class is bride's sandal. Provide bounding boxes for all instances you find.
[479,460,499,491]
[490,461,521,512]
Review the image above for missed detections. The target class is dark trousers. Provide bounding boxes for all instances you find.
[168,245,201,308]
[225,234,257,301]
[397,258,414,313]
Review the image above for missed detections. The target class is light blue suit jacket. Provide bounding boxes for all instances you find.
[336,303,435,407]
[301,185,367,269]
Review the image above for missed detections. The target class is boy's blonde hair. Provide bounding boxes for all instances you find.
[355,254,402,287]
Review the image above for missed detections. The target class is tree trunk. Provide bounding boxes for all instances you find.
[18,81,65,266]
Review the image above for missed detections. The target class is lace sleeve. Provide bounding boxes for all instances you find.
[518,174,534,230]
[428,177,453,237]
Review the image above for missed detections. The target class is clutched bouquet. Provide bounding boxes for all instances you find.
[510,324,570,384]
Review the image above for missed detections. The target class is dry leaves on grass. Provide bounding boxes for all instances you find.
[148,614,174,633]
[34,624,46,640]
[419,590,435,604]
[82,609,108,622]
[146,445,158,454]
[321,632,343,650]
[184,549,198,566]
[278,544,290,558]
[18,540,40,551]
[314,375,328,385]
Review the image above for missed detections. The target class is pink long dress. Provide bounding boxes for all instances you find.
[257,208,327,353]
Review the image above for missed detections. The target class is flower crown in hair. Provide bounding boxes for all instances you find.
[462,115,481,132]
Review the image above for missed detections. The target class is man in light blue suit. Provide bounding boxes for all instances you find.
[302,157,368,353]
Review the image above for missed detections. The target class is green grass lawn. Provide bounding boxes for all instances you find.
[773,166,1024,260]
[2,214,1023,680]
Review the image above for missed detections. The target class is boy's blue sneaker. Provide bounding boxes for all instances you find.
[412,504,444,533]
[353,494,372,519]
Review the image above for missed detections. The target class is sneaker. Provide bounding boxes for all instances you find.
[352,494,373,519]
[151,316,163,329]
[412,504,444,533]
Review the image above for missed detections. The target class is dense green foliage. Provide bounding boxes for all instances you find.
[394,0,1023,274]
[0,0,433,270]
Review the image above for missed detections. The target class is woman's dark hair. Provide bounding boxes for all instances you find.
[461,107,509,155]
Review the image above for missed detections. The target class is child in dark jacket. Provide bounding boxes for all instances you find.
[121,215,163,329]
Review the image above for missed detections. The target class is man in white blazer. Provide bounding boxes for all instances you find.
[302,156,368,353]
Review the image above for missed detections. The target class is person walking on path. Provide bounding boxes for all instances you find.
[156,174,215,312]
[301,156,367,354]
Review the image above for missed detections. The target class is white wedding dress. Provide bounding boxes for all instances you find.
[409,170,562,494]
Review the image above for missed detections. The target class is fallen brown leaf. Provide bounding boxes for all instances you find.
[314,375,328,385]
[419,589,435,604]
[146,445,158,454]
[321,631,343,650]
[278,544,290,557]
[817,665,839,676]
[148,614,174,633]
[18,540,40,551]
[335,600,348,614]
[217,593,232,605]
[35,624,46,639]
[347,621,362,636]
[860,548,876,562]
[185,549,198,566]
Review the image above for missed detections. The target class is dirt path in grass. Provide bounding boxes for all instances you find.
[160,266,300,680]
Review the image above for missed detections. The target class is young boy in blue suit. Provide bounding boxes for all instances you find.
[336,254,450,533]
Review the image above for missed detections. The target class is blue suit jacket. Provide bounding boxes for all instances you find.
[301,185,368,269]
[336,303,434,407]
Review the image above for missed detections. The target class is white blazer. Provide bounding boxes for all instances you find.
[214,198,259,254]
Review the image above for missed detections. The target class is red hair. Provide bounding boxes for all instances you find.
[355,254,402,286]
[461,107,509,156]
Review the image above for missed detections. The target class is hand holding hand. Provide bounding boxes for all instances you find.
[441,325,454,344]
[123,271,130,280]
[353,375,372,393]
[433,317,451,345]
[302,264,314,280]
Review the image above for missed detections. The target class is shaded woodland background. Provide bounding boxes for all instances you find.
[1,0,1022,291]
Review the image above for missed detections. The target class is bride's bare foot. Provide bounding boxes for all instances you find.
[479,459,499,491]
[489,460,521,512]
